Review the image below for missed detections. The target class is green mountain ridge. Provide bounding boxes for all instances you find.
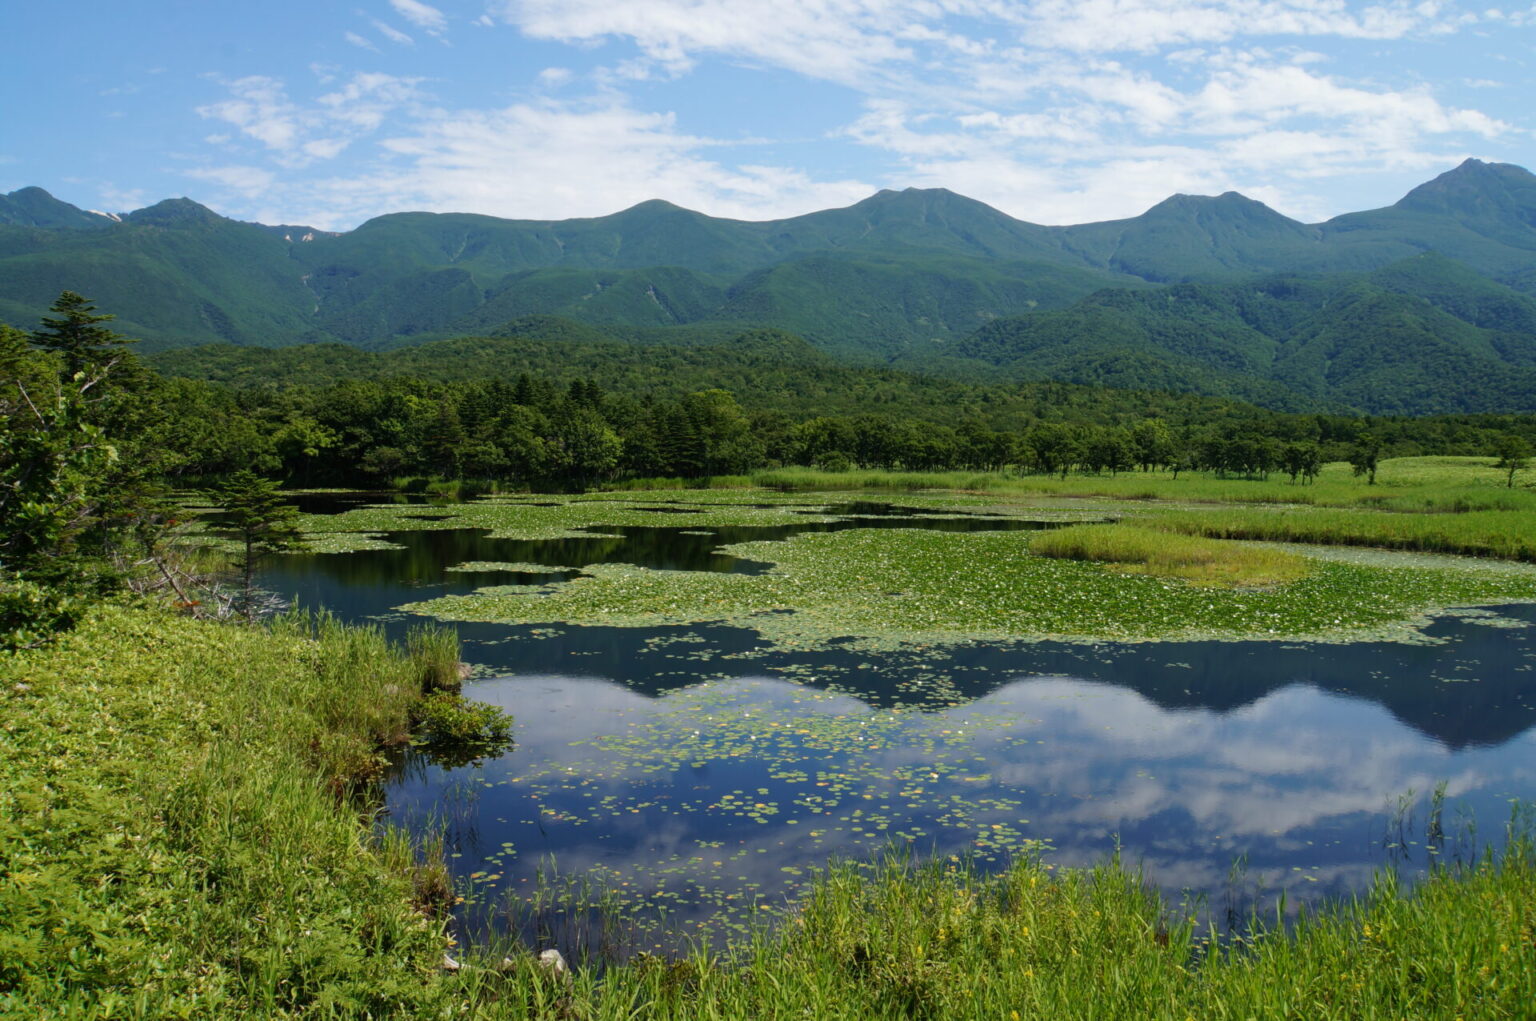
[6,159,1536,414]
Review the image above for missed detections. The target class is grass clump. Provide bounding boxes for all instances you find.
[1032,523,1311,588]
[411,690,514,768]
[1147,506,1536,562]
[720,844,1536,1020]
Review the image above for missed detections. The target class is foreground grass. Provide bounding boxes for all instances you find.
[5,608,1534,1018]
[0,605,462,1018]
[1031,523,1312,587]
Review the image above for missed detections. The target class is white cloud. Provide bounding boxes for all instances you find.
[180,0,1521,229]
[1015,0,1453,53]
[97,184,148,212]
[492,0,930,86]
[370,18,415,45]
[195,72,423,170]
[186,164,278,196]
[389,0,448,34]
[196,76,301,150]
[490,0,1476,85]
[344,31,381,52]
[203,95,873,230]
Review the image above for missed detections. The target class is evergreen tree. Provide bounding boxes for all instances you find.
[31,291,134,380]
[209,470,306,620]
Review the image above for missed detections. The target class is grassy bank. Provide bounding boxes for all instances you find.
[747,460,1536,561]
[751,458,1536,513]
[1145,506,1536,562]
[483,845,1536,1021]
[0,605,467,1018]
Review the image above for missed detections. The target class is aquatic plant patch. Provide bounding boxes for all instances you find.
[1031,523,1312,587]
[402,527,1536,647]
[292,495,855,551]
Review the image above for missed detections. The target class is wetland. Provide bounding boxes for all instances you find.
[255,489,1536,958]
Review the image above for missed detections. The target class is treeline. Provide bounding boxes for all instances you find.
[157,369,1536,488]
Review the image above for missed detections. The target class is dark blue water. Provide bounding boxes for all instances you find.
[257,499,1536,959]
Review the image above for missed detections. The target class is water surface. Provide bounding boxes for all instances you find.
[258,498,1536,956]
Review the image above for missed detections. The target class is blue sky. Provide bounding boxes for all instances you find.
[3,1,1533,230]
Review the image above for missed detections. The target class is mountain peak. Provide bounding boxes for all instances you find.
[1394,158,1536,219]
[614,198,691,217]
[0,186,113,230]
[126,197,225,227]
[1145,191,1275,215]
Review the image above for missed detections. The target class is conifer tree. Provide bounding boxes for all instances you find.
[31,291,134,379]
[210,470,306,620]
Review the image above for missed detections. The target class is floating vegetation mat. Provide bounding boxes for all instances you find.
[446,561,581,574]
[403,527,1536,650]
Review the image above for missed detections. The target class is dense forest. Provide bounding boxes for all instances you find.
[12,292,1536,493]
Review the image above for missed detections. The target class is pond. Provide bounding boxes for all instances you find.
[258,496,1536,959]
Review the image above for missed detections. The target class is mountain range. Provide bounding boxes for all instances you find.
[5,158,1536,415]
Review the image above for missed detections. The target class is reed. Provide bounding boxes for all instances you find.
[1031,523,1312,587]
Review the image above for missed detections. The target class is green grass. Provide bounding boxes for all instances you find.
[752,457,1536,513]
[746,459,1536,561]
[0,604,467,1017]
[1031,523,1312,587]
[1143,506,1536,562]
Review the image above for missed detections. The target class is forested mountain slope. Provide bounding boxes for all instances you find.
[7,159,1536,413]
[950,254,1536,414]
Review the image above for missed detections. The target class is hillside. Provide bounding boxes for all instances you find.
[951,254,1536,415]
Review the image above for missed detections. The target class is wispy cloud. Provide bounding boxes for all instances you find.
[186,164,278,196]
[195,92,873,229]
[195,72,424,170]
[389,0,447,34]
[344,31,381,52]
[370,18,414,45]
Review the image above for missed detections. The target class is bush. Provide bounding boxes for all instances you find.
[410,690,514,766]
[0,576,83,651]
